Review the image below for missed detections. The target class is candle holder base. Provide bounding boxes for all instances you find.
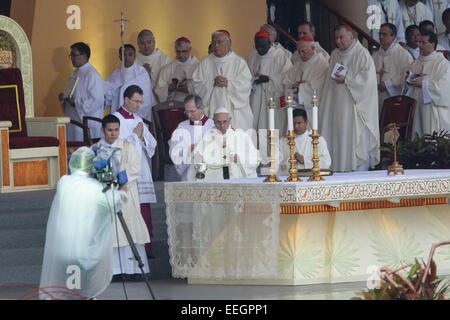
[264,175,282,183]
[387,162,404,175]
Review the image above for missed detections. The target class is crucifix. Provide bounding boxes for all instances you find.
[386,123,404,175]
[115,12,130,85]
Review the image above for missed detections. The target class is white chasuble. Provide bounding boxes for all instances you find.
[404,52,450,136]
[105,63,153,120]
[372,43,413,114]
[247,46,293,133]
[291,42,330,65]
[154,55,200,103]
[319,41,380,172]
[192,51,254,131]
[62,62,105,141]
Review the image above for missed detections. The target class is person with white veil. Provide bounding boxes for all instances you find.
[39,147,125,300]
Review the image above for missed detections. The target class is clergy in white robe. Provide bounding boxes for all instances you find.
[260,23,292,61]
[368,0,406,44]
[279,109,331,174]
[92,115,150,276]
[169,94,215,181]
[437,8,450,59]
[135,29,171,105]
[187,108,260,181]
[39,147,124,300]
[283,36,329,130]
[247,30,293,133]
[425,0,450,35]
[405,25,422,59]
[320,25,380,172]
[372,23,413,114]
[154,37,200,103]
[291,22,330,65]
[105,44,153,120]
[113,85,157,256]
[60,42,104,141]
[399,0,433,28]
[193,30,254,131]
[403,31,450,136]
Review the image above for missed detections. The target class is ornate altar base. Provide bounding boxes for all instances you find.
[165,170,450,286]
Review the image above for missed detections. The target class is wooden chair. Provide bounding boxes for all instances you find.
[66,119,91,155]
[151,101,187,180]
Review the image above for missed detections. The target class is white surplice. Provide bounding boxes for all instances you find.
[403,51,450,136]
[399,0,433,28]
[135,49,172,104]
[368,0,406,44]
[169,115,215,181]
[114,109,157,203]
[105,63,153,120]
[320,40,380,172]
[192,51,254,131]
[154,55,200,103]
[291,42,330,65]
[372,42,413,114]
[246,46,293,133]
[62,62,104,141]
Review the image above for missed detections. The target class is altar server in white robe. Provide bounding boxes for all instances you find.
[403,31,450,136]
[39,147,124,300]
[291,22,330,65]
[368,0,406,44]
[60,42,104,141]
[193,30,254,131]
[372,23,413,114]
[154,37,200,103]
[437,8,450,58]
[135,29,172,104]
[283,36,329,130]
[279,109,331,175]
[105,44,153,120]
[92,114,150,278]
[260,23,292,61]
[113,85,157,256]
[247,30,292,132]
[187,108,260,181]
[425,0,450,35]
[320,25,380,172]
[405,25,422,59]
[169,94,215,181]
[399,0,433,28]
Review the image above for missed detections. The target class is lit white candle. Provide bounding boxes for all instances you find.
[269,108,275,130]
[287,107,294,131]
[312,106,318,131]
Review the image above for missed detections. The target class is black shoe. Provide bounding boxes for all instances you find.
[112,274,125,282]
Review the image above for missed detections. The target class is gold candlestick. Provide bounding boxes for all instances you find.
[308,129,325,181]
[387,124,404,175]
[285,130,301,182]
[264,98,281,183]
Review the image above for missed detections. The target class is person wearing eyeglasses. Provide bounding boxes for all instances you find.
[168,94,214,181]
[59,42,105,142]
[154,37,200,103]
[114,85,158,258]
[105,44,153,121]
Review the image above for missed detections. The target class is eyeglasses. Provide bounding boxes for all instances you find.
[184,110,198,115]
[214,120,229,125]
[176,50,190,54]
[131,99,143,105]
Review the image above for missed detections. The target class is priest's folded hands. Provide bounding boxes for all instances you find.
[214,75,228,87]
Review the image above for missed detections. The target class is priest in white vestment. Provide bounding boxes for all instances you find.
[60,42,104,141]
[92,114,150,278]
[405,25,422,59]
[247,30,292,133]
[279,109,331,175]
[291,22,330,65]
[372,23,413,114]
[113,85,158,257]
[154,37,200,103]
[260,23,292,61]
[187,108,260,181]
[105,44,153,120]
[425,0,450,35]
[399,0,433,28]
[283,36,329,130]
[368,0,406,44]
[169,94,215,181]
[193,30,254,131]
[135,29,171,105]
[320,25,380,172]
[403,31,450,136]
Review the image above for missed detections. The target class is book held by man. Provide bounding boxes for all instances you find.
[62,76,79,99]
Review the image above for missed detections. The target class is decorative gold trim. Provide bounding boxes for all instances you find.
[0,85,21,133]
[280,197,448,215]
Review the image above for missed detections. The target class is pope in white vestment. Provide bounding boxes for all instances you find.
[193,30,254,131]
[135,29,171,105]
[105,45,153,120]
[283,37,329,129]
[154,37,200,103]
[62,43,104,141]
[320,26,380,172]
[372,24,413,114]
[399,0,433,28]
[246,30,293,133]
[187,108,260,181]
